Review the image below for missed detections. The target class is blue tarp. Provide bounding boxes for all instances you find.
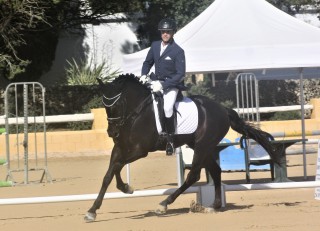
[219,138,271,171]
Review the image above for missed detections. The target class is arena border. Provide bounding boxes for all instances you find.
[1,181,320,207]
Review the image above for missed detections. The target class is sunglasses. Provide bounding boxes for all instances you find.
[160,30,173,34]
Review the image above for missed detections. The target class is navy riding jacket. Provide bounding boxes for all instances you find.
[141,39,186,90]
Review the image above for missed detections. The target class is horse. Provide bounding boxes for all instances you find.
[84,73,280,222]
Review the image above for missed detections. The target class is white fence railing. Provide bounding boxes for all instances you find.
[0,104,314,126]
[0,113,94,126]
[236,104,313,114]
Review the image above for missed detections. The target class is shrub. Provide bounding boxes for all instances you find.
[269,111,301,120]
[65,58,120,85]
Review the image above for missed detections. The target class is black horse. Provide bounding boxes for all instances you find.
[84,74,279,222]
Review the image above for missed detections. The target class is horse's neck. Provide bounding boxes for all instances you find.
[124,83,150,111]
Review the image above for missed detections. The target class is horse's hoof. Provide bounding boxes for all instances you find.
[213,200,222,210]
[125,184,134,194]
[84,212,96,222]
[154,203,167,215]
[118,184,134,194]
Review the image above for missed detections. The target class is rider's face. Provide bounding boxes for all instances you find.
[160,30,174,44]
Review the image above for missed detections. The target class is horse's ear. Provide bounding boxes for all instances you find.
[96,78,104,87]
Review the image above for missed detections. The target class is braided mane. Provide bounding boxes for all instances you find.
[112,73,138,84]
[111,73,149,91]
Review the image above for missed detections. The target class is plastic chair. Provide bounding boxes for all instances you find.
[240,136,275,183]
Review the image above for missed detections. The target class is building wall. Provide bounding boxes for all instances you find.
[38,19,139,86]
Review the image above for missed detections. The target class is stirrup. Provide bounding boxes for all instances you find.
[166,142,174,156]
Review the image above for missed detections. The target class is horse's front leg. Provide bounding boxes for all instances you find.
[84,146,123,222]
[115,166,134,194]
[115,150,148,194]
[155,167,201,214]
[84,164,119,222]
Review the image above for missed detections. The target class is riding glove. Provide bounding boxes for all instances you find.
[150,81,163,93]
[139,75,150,84]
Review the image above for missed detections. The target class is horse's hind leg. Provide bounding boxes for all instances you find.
[205,153,222,209]
[155,166,202,214]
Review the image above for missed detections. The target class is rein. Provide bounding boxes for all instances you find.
[124,94,153,123]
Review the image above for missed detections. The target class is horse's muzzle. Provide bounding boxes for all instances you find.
[107,128,119,138]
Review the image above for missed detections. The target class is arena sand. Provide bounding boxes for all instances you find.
[0,151,320,231]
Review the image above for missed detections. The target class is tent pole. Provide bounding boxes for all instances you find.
[299,68,307,180]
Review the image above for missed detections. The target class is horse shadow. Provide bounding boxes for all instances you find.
[93,203,254,223]
[135,203,253,217]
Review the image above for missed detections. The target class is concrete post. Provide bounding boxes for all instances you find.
[310,98,320,119]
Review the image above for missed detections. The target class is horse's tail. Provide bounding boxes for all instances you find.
[226,107,280,164]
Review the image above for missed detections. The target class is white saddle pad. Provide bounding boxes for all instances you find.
[152,96,198,134]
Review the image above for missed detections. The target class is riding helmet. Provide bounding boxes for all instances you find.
[158,18,177,32]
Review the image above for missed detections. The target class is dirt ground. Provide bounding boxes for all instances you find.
[0,151,320,231]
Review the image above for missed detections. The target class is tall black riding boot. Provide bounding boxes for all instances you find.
[165,115,175,156]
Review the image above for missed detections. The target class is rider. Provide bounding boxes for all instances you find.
[139,18,186,155]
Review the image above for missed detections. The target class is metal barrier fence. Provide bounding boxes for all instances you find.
[235,73,260,123]
[4,82,52,184]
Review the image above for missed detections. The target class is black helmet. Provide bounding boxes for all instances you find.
[158,18,177,32]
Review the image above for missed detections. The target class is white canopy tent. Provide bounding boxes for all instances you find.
[122,0,320,75]
[122,0,320,179]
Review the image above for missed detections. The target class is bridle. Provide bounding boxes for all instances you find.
[103,93,122,107]
[102,91,153,132]
[103,92,127,129]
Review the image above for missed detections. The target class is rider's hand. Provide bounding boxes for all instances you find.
[150,81,163,93]
[139,75,150,84]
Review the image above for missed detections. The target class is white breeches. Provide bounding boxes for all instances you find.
[163,88,179,118]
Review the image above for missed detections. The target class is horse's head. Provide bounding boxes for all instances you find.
[97,74,150,139]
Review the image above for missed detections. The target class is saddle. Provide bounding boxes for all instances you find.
[153,91,184,133]
[152,92,198,135]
